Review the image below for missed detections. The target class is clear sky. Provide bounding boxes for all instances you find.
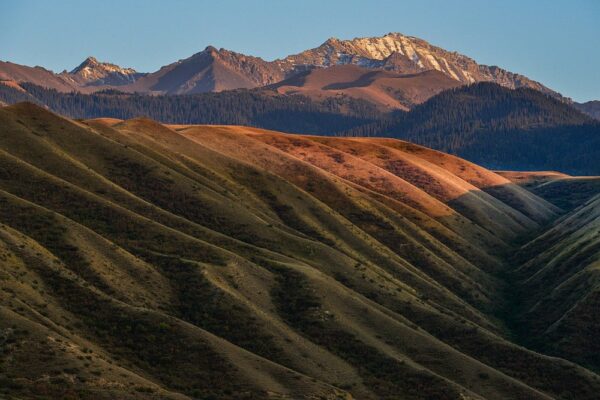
[1,0,598,102]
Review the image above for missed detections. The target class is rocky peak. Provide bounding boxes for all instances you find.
[203,46,219,56]
[279,33,561,98]
[68,56,141,86]
[81,56,99,65]
[71,56,102,74]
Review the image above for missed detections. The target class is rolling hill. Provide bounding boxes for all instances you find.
[2,80,597,174]
[1,103,600,399]
[498,171,600,210]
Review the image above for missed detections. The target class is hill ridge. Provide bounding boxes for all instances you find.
[2,104,600,399]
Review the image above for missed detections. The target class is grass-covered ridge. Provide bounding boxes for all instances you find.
[1,102,599,399]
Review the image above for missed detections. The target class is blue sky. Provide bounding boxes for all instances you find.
[1,0,598,101]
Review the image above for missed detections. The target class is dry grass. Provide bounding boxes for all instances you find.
[1,103,599,399]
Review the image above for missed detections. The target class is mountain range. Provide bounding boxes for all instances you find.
[0,33,568,109]
[1,31,598,177]
[2,102,600,399]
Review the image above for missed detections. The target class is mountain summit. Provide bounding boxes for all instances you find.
[66,56,144,86]
[126,46,286,94]
[280,33,558,97]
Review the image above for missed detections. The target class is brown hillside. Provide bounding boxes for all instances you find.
[270,65,460,109]
[1,103,599,400]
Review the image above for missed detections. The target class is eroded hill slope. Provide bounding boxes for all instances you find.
[0,103,599,400]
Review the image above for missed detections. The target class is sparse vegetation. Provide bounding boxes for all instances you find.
[3,81,600,173]
[1,103,600,399]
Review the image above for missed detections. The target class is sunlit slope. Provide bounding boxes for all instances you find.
[1,103,599,400]
[363,140,562,221]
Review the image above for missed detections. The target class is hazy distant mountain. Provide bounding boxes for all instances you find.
[0,33,565,106]
[133,33,561,100]
[574,100,600,120]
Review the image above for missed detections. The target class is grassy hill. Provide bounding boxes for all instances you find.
[2,81,599,175]
[1,103,600,399]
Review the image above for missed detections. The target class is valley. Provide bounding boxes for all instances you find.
[1,103,600,399]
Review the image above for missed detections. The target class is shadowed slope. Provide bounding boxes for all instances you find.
[512,193,600,371]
